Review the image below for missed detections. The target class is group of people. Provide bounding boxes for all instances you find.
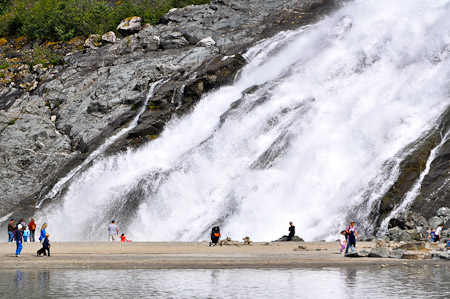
[7,218,51,257]
[428,224,445,242]
[107,220,130,242]
[339,221,359,254]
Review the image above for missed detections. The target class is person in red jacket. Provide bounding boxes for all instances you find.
[28,218,37,242]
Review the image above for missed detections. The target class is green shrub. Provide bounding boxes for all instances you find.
[0,0,210,41]
[25,43,62,67]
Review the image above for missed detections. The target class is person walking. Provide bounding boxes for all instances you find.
[108,220,119,242]
[37,233,51,257]
[435,224,444,242]
[39,223,47,243]
[7,219,15,242]
[345,221,359,254]
[14,224,23,257]
[287,222,295,241]
[28,218,37,242]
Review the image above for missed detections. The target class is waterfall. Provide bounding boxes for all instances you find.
[37,0,450,241]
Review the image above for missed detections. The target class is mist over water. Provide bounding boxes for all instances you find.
[38,0,450,241]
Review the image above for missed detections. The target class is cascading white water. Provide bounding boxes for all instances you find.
[37,0,450,241]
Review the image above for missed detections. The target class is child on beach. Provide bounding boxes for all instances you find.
[339,231,346,254]
[428,228,436,242]
[37,233,51,257]
[120,233,131,242]
[23,226,30,242]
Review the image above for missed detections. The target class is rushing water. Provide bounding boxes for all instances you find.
[36,0,450,241]
[2,267,450,298]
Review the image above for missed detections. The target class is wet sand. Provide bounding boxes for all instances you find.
[0,241,447,269]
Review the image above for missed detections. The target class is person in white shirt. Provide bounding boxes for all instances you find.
[108,220,119,242]
[435,224,444,242]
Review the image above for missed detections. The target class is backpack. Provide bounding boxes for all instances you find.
[211,226,220,237]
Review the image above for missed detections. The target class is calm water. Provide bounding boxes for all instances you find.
[1,267,450,298]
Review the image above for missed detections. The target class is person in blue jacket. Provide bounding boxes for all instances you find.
[14,224,23,257]
[37,233,51,257]
[39,223,47,243]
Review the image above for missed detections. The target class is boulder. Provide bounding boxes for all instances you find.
[117,16,142,35]
[102,31,117,44]
[387,226,402,241]
[429,216,444,229]
[369,247,390,258]
[399,230,412,242]
[273,235,304,242]
[397,242,427,251]
[432,252,450,260]
[160,32,189,49]
[345,250,369,258]
[84,34,101,48]
[389,249,405,259]
[402,252,432,260]
[197,36,216,47]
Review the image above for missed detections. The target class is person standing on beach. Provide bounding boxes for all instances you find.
[345,221,358,254]
[14,224,23,257]
[108,220,119,242]
[7,219,15,242]
[39,223,47,243]
[287,222,295,241]
[435,224,444,242]
[28,218,37,242]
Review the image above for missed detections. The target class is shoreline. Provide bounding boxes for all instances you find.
[0,241,448,270]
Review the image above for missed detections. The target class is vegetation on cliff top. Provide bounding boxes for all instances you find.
[0,0,210,41]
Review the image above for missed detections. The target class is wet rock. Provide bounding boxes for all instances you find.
[117,16,142,35]
[369,247,391,258]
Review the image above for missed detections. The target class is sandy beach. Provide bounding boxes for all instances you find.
[1,241,448,270]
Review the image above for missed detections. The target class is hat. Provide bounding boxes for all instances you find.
[18,224,23,230]
[10,218,14,221]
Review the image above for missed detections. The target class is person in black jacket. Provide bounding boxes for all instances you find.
[287,222,295,241]
[37,233,51,257]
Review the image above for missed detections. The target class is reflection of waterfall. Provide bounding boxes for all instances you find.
[38,0,450,241]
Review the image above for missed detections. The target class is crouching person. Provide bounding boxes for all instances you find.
[37,233,51,257]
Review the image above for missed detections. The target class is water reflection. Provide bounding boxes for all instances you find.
[0,267,449,298]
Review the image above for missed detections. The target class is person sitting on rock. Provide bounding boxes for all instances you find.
[435,224,444,242]
[428,228,436,242]
[287,222,295,241]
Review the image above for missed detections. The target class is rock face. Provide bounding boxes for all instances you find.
[371,108,450,228]
[0,0,337,221]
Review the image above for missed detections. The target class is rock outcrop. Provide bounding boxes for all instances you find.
[0,0,337,221]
